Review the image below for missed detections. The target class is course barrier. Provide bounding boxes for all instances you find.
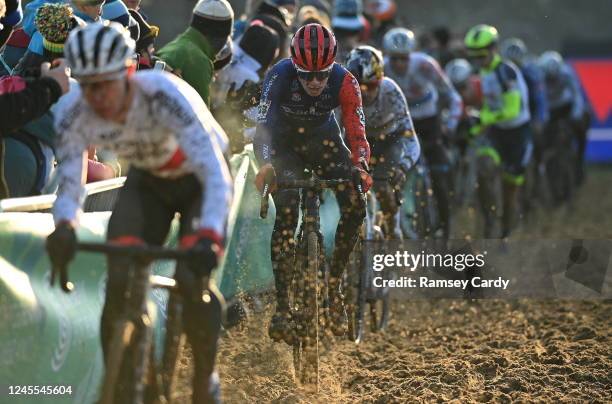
[0,145,419,402]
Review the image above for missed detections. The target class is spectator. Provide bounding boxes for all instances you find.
[157,0,234,105]
[364,0,397,45]
[301,0,331,16]
[13,3,85,76]
[20,0,104,66]
[0,60,69,199]
[128,8,159,69]
[332,0,365,63]
[213,22,280,153]
[0,0,23,74]
[103,0,139,40]
[250,0,290,60]
[0,0,21,49]
[431,26,454,67]
[296,5,331,29]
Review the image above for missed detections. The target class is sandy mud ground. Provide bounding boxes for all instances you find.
[176,167,612,403]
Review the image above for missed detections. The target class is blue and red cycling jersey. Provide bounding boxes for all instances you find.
[254,58,370,167]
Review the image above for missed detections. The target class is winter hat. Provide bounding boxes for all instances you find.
[103,0,140,40]
[191,0,234,38]
[239,22,279,71]
[332,0,364,32]
[35,3,85,57]
[128,8,158,52]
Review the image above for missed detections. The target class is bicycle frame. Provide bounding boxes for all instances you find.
[50,243,196,404]
[261,174,356,389]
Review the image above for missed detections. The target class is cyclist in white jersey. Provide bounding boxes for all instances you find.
[45,21,231,403]
[346,45,421,238]
[382,27,462,239]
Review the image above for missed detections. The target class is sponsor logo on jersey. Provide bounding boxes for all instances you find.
[356,106,366,126]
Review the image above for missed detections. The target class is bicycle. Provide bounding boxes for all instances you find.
[260,170,362,390]
[404,157,439,239]
[49,242,214,404]
[540,118,577,207]
[345,175,394,343]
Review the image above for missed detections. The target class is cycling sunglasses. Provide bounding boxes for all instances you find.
[467,49,491,59]
[296,67,332,82]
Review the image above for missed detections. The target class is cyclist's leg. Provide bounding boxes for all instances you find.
[306,127,366,335]
[475,134,502,238]
[492,124,531,238]
[174,175,223,404]
[574,111,591,186]
[104,168,175,399]
[371,135,419,239]
[269,148,305,342]
[414,116,452,239]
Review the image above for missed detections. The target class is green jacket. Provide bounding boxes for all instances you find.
[156,27,215,105]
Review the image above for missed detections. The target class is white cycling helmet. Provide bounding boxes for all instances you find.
[383,27,416,55]
[501,38,528,65]
[445,58,473,87]
[65,20,135,82]
[538,51,564,77]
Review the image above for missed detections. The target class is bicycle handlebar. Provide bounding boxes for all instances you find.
[260,177,354,219]
[77,242,194,260]
[50,242,197,294]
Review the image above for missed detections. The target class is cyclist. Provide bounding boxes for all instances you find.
[253,23,371,344]
[45,21,232,403]
[212,22,280,153]
[538,50,589,185]
[465,24,532,238]
[345,45,421,239]
[501,38,548,134]
[501,38,549,213]
[446,58,482,111]
[382,27,462,239]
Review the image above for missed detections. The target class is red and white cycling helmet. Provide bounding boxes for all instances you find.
[290,23,337,72]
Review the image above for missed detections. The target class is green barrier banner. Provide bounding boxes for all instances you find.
[216,147,276,297]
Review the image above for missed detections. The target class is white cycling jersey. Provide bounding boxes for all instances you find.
[52,70,232,236]
[363,77,420,166]
[363,77,414,137]
[384,52,462,131]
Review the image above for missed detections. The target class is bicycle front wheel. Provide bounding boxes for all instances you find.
[298,231,321,390]
[346,238,366,343]
[99,320,135,404]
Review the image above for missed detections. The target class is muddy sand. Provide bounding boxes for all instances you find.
[176,167,612,403]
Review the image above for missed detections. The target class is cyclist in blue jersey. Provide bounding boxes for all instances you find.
[254,23,371,344]
[538,51,590,185]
